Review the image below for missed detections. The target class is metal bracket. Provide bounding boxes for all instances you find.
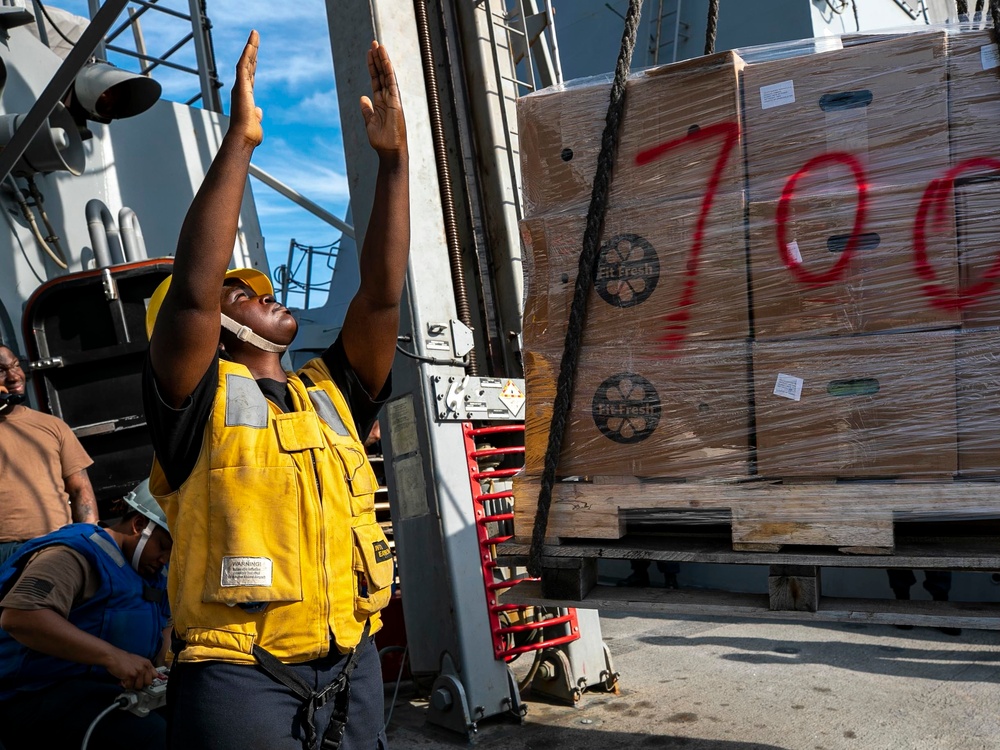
[0,1,32,30]
[24,356,63,372]
[530,649,581,704]
[101,268,119,301]
[450,319,475,358]
[431,375,526,421]
[426,654,478,740]
[530,641,620,704]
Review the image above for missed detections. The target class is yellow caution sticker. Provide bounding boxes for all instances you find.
[499,380,525,417]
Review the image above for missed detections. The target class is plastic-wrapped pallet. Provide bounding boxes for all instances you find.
[515,25,1000,550]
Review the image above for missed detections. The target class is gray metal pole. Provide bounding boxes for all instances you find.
[248,164,355,238]
[188,0,223,112]
[30,0,50,48]
[128,7,151,74]
[0,0,130,185]
[87,0,108,59]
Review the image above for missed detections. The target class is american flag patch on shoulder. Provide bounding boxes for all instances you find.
[12,576,55,600]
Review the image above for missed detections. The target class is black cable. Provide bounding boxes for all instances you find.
[34,0,80,47]
[527,0,644,579]
[991,1,1000,58]
[705,0,720,55]
[852,0,860,30]
[394,343,465,368]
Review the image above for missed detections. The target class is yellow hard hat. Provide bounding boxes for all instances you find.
[145,268,275,340]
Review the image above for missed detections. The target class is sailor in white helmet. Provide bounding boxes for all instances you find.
[0,480,172,750]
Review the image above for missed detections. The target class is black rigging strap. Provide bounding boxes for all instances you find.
[527,0,644,578]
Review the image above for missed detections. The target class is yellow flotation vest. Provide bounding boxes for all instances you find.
[149,358,393,664]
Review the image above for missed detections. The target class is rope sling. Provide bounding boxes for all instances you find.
[527,0,727,577]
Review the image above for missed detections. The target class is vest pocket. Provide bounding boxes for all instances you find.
[352,522,394,616]
[202,466,304,606]
[182,626,258,656]
[335,446,380,515]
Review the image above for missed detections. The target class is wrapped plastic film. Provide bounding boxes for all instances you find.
[516,26,1000,543]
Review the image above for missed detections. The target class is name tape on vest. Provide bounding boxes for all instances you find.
[220,556,273,587]
[372,540,392,564]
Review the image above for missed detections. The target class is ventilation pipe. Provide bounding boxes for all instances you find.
[118,207,147,262]
[85,198,123,268]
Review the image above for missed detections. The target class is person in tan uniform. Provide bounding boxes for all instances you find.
[0,481,171,750]
[0,345,98,566]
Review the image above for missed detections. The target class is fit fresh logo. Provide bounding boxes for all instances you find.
[595,233,660,308]
[592,373,661,444]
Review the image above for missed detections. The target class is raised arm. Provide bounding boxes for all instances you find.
[149,31,264,407]
[340,41,410,397]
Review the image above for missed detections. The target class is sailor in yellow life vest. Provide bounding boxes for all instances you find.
[142,31,409,750]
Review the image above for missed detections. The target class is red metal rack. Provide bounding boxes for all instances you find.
[462,422,580,661]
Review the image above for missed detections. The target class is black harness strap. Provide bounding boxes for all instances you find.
[251,620,372,750]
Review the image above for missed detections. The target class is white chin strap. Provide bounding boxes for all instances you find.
[131,518,157,572]
[221,313,288,353]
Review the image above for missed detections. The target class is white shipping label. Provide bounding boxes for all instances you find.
[773,373,804,402]
[220,556,273,587]
[760,80,795,110]
[981,44,1000,70]
[786,240,803,264]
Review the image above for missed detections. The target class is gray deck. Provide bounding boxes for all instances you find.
[385,610,1000,749]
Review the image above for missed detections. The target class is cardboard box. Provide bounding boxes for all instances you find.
[956,330,1000,475]
[748,186,960,339]
[955,180,1000,329]
[518,51,745,218]
[521,192,749,352]
[752,331,957,478]
[742,33,949,203]
[948,30,1000,168]
[524,341,751,478]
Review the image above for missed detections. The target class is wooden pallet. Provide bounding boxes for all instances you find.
[513,475,1000,553]
[496,534,1000,630]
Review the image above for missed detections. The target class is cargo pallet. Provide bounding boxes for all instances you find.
[513,476,1000,553]
[497,528,1000,630]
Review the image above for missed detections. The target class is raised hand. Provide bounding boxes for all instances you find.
[360,41,406,157]
[230,30,264,148]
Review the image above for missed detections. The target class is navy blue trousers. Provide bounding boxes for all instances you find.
[166,637,386,750]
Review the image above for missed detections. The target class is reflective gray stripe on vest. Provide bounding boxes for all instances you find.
[226,374,269,428]
[89,532,125,568]
[307,390,350,437]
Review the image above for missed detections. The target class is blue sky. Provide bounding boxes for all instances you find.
[52,0,348,308]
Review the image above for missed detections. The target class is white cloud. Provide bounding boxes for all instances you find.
[270,87,339,125]
[206,0,328,27]
[256,52,334,91]
[252,137,350,208]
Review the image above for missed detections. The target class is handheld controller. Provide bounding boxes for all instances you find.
[119,666,169,717]
[0,392,25,415]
